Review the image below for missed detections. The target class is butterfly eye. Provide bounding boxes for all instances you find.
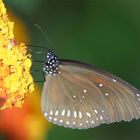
[41,53,140,129]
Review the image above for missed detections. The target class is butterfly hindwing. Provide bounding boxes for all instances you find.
[41,60,140,129]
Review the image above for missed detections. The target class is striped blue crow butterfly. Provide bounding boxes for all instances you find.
[31,25,140,129]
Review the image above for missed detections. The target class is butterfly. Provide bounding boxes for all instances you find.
[40,50,140,129]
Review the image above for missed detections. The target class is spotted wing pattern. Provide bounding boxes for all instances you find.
[41,60,140,129]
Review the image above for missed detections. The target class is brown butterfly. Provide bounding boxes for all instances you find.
[41,50,140,129]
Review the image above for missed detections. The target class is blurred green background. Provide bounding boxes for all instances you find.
[2,0,140,140]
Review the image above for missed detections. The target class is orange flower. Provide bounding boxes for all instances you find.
[0,86,51,140]
[0,0,34,110]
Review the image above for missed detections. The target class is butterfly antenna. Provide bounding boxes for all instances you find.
[26,44,50,53]
[33,24,52,47]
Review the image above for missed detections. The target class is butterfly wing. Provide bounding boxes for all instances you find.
[41,60,140,129]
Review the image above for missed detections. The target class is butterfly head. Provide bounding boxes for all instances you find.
[43,50,60,76]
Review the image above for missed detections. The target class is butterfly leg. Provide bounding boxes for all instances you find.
[31,70,46,82]
[26,44,49,54]
[42,71,46,81]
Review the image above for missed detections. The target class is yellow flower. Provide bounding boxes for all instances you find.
[0,0,34,110]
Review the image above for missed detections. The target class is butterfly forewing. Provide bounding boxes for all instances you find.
[41,60,140,129]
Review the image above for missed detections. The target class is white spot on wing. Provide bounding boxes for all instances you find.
[91,120,94,124]
[50,110,53,115]
[61,110,65,116]
[105,93,109,96]
[80,123,82,126]
[74,111,77,118]
[94,109,98,114]
[80,100,82,102]
[113,79,117,82]
[45,113,48,116]
[54,118,57,121]
[136,94,140,97]
[100,116,103,120]
[67,110,70,117]
[66,121,70,125]
[73,122,76,125]
[86,112,91,118]
[83,89,87,93]
[79,111,82,119]
[99,84,103,87]
[73,95,76,98]
[49,116,52,120]
[55,110,59,116]
[59,120,63,123]
[102,110,105,113]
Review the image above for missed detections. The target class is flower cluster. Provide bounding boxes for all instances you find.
[0,0,34,110]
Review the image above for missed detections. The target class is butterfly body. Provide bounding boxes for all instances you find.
[41,51,140,129]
